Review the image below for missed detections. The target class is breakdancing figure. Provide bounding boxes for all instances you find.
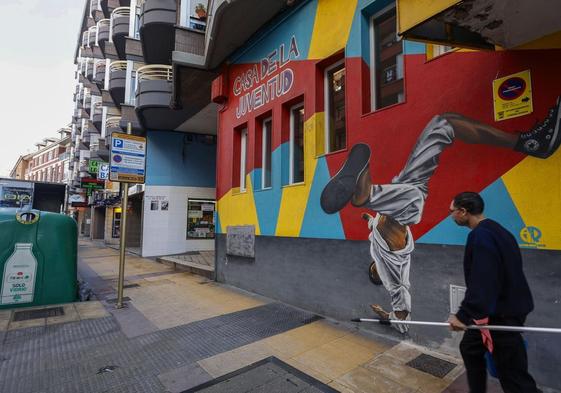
[320,98,561,333]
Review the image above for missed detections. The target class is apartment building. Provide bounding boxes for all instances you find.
[69,0,218,253]
[10,129,72,184]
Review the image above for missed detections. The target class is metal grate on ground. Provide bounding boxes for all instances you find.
[406,353,458,378]
[12,306,65,321]
[183,356,339,392]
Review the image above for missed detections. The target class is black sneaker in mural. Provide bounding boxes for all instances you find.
[515,97,561,159]
[320,143,371,214]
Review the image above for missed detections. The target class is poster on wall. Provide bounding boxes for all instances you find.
[0,181,33,209]
[493,70,533,121]
[145,196,169,211]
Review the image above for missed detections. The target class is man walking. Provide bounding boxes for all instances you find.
[448,191,539,393]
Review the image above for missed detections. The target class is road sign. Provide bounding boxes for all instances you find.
[493,70,533,122]
[98,163,109,180]
[110,133,146,183]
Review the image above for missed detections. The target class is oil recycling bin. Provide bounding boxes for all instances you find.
[0,210,77,309]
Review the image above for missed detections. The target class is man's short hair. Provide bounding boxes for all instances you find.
[453,192,485,215]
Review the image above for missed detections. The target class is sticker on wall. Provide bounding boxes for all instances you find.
[1,243,37,305]
[493,70,533,121]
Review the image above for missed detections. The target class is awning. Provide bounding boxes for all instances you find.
[397,0,561,50]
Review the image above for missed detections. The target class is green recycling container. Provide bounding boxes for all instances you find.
[0,210,78,309]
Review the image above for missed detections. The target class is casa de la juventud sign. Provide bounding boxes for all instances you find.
[234,36,300,119]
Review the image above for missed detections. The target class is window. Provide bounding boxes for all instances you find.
[427,44,456,60]
[325,60,346,153]
[239,127,248,192]
[371,7,404,110]
[187,199,215,239]
[289,103,305,184]
[179,0,207,31]
[261,117,272,189]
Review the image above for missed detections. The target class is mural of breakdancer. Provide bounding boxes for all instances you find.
[320,98,561,333]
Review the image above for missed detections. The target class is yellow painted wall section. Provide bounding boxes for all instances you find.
[501,149,561,250]
[217,174,261,235]
[515,30,561,50]
[307,0,358,60]
[275,113,322,236]
[397,0,459,33]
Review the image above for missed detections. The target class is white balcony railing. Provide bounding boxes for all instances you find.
[111,7,131,23]
[109,60,128,73]
[137,64,173,82]
[88,26,98,45]
[106,116,122,129]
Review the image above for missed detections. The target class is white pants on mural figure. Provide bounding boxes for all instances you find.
[366,116,455,332]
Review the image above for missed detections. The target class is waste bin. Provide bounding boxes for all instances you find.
[0,210,78,309]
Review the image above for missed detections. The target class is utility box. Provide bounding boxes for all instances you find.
[0,210,77,309]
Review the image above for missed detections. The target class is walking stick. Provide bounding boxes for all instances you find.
[351,318,561,334]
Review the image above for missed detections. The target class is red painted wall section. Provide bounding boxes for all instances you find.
[331,49,561,240]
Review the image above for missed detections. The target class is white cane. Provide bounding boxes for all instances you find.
[351,318,561,334]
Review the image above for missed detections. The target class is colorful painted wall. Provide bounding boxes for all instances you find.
[216,0,561,250]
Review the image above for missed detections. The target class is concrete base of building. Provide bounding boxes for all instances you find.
[215,234,561,391]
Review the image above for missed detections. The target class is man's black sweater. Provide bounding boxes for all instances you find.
[456,219,534,325]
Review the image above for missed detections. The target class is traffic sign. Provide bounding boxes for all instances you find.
[493,70,533,122]
[110,133,146,183]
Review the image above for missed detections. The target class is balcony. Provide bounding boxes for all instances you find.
[135,64,191,130]
[100,0,119,18]
[110,7,130,59]
[92,102,103,131]
[93,60,106,87]
[105,116,122,141]
[139,0,177,64]
[86,60,94,81]
[108,61,127,106]
[81,31,89,49]
[84,94,92,115]
[97,19,110,44]
[88,26,98,47]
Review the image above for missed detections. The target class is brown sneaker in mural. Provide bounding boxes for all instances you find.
[320,143,371,214]
[515,96,561,158]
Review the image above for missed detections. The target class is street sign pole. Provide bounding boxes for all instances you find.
[116,123,132,309]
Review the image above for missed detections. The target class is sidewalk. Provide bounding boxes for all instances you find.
[0,239,498,393]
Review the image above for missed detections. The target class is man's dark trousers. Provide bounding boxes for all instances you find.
[459,317,539,393]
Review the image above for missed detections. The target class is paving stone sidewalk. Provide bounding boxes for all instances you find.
[0,239,510,393]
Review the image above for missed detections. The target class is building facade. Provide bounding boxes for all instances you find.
[69,0,218,255]
[211,0,561,389]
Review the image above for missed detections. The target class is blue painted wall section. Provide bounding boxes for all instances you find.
[419,179,526,245]
[300,157,345,239]
[230,0,318,65]
[146,131,216,187]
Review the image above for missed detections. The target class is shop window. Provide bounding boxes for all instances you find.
[325,60,346,153]
[261,117,272,189]
[289,103,305,184]
[112,208,121,238]
[187,199,215,239]
[371,7,404,110]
